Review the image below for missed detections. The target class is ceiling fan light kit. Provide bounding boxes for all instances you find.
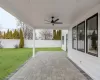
[45,16,63,26]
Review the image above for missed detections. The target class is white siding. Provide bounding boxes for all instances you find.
[62,4,100,80]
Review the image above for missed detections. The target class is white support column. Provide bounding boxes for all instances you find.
[33,28,35,57]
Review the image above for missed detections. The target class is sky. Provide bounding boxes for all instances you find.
[0,8,45,38]
[0,8,17,30]
[0,7,67,36]
[0,7,43,38]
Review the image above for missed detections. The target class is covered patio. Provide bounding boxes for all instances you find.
[9,51,92,80]
[0,0,100,56]
[0,0,100,80]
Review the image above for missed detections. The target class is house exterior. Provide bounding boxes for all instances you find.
[62,4,100,80]
[0,0,100,80]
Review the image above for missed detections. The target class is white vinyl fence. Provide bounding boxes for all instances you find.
[0,39,61,48]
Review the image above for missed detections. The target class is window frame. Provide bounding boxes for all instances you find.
[77,21,85,52]
[86,13,98,57]
[72,26,77,50]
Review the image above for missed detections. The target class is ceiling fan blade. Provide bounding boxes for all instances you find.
[55,22,63,24]
[54,19,59,22]
[45,23,51,24]
[45,20,51,22]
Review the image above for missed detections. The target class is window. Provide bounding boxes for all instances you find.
[72,26,77,49]
[86,13,98,57]
[62,36,64,44]
[77,21,85,52]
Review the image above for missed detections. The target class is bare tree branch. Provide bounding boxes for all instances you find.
[39,29,53,40]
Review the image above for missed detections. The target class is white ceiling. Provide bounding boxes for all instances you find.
[0,0,100,29]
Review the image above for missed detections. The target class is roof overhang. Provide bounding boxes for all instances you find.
[0,0,100,29]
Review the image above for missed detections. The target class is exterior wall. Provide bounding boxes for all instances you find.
[62,4,100,80]
[62,30,68,51]
[0,39,61,48]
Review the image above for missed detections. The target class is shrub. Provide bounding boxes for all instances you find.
[19,29,24,48]
[14,44,19,49]
[0,41,3,48]
[53,30,57,40]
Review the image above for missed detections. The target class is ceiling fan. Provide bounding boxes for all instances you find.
[45,16,63,26]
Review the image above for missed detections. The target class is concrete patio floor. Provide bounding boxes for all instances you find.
[9,51,92,80]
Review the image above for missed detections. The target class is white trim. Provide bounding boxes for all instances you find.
[32,28,35,57]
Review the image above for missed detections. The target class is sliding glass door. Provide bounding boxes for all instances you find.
[72,26,77,49]
[86,13,98,56]
[77,21,85,52]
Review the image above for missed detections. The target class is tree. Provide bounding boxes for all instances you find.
[16,19,25,28]
[6,29,10,39]
[16,19,33,40]
[16,30,20,39]
[13,29,20,39]
[9,30,13,39]
[56,30,59,40]
[57,30,61,40]
[39,29,53,40]
[5,29,13,39]
[13,29,16,39]
[54,30,62,40]
[24,26,33,40]
[52,30,62,40]
[19,29,24,48]
[3,32,6,39]
[53,30,57,40]
[0,31,3,39]
[27,29,33,40]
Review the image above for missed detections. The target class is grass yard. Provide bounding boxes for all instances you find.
[36,47,62,52]
[0,47,62,80]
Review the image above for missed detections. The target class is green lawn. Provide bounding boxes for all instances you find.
[0,47,62,80]
[36,47,62,52]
